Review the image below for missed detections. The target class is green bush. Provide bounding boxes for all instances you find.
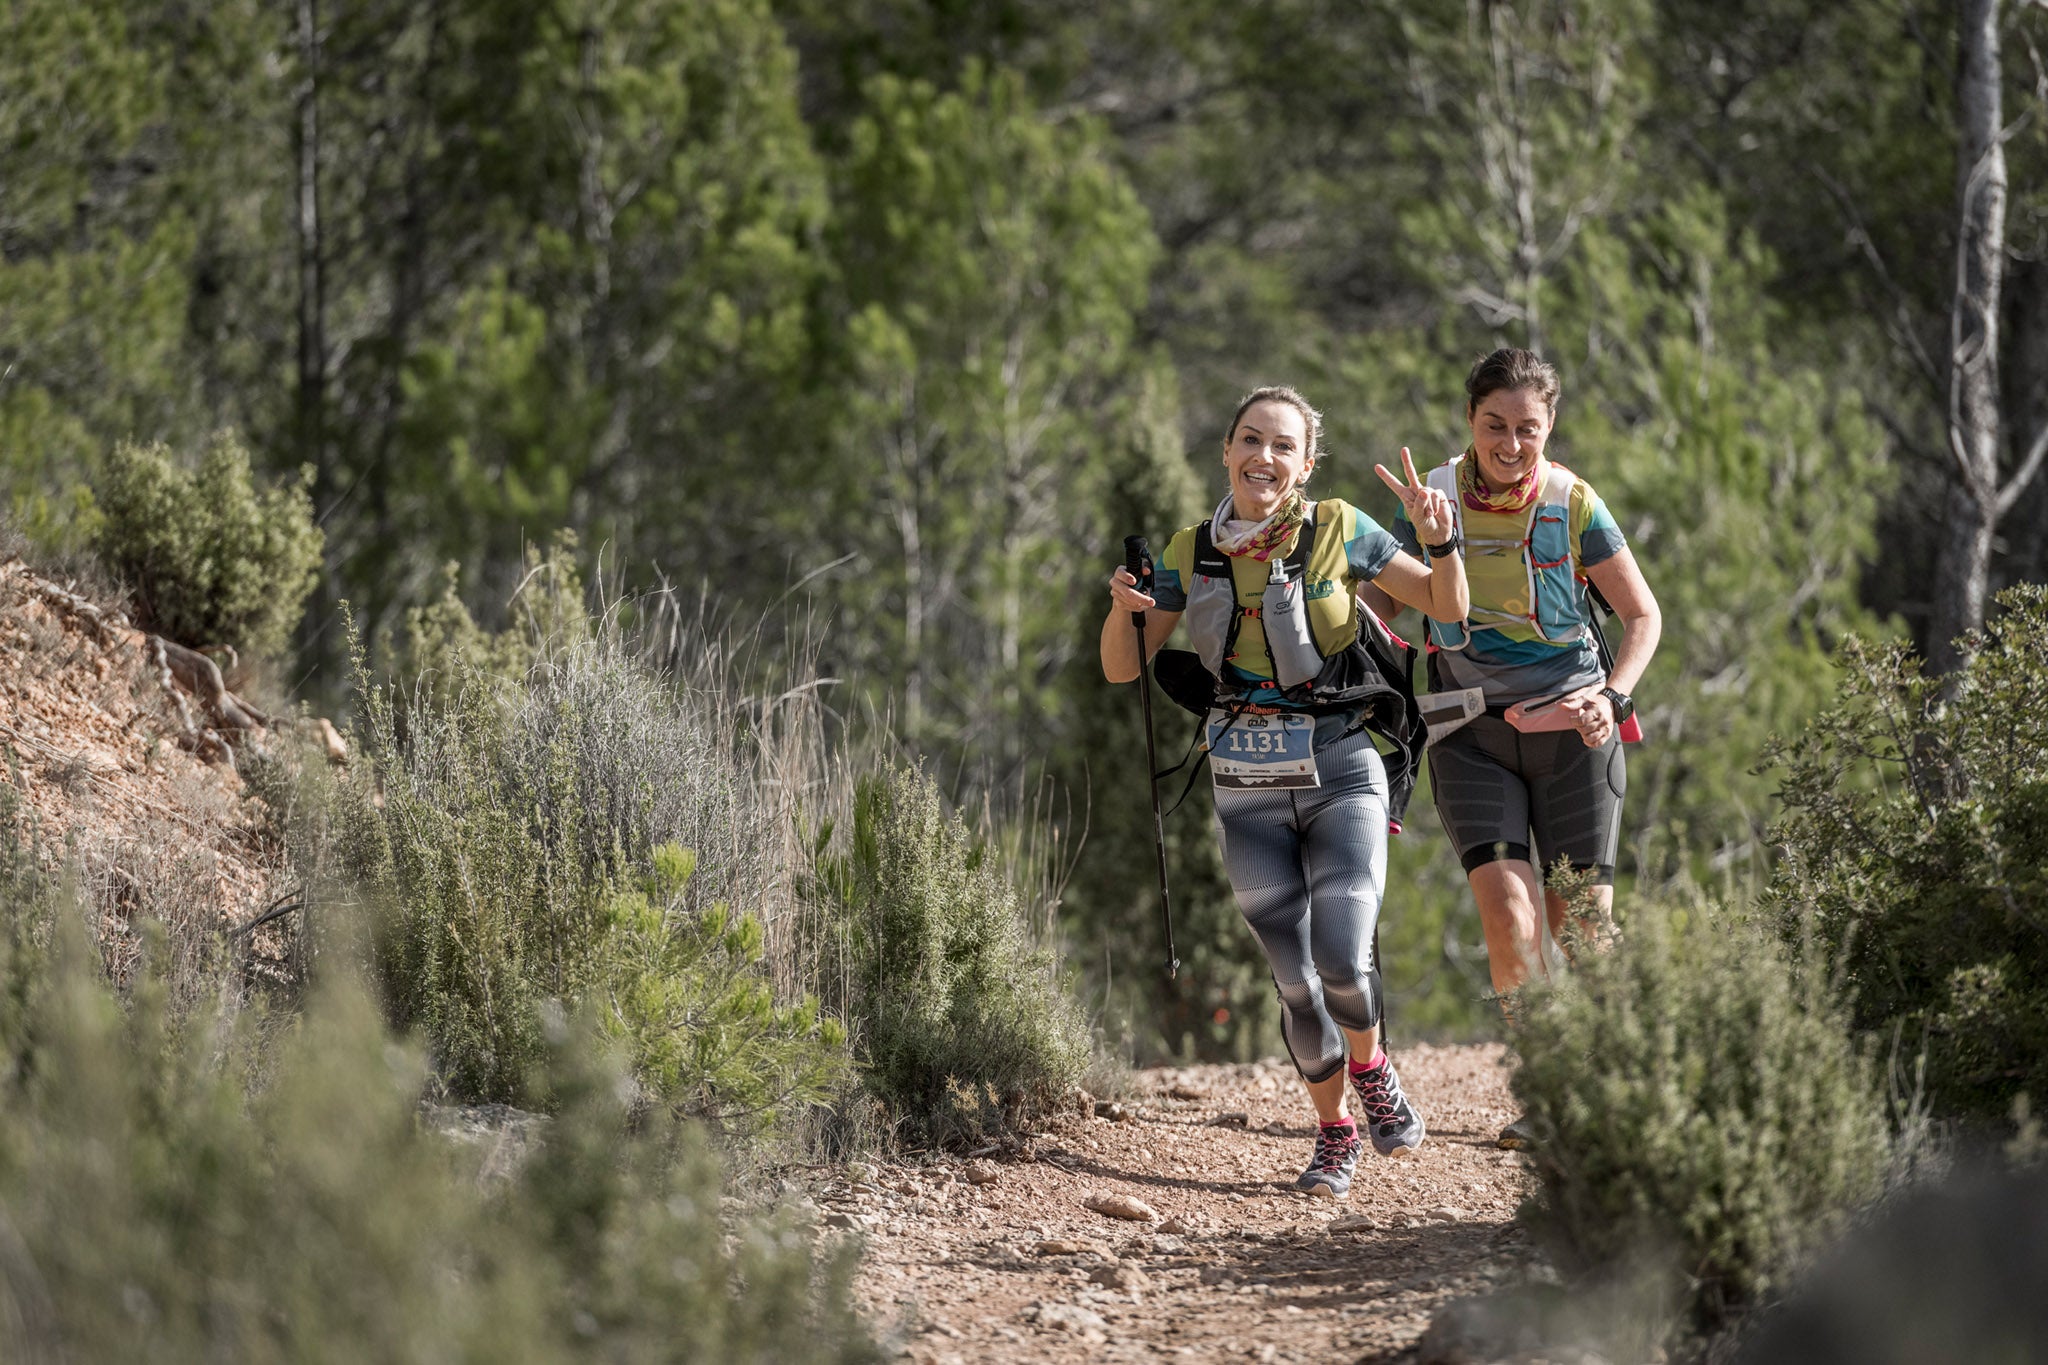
[90,431,323,660]
[0,903,878,1364]
[1509,901,1890,1332]
[816,764,1089,1144]
[354,567,848,1128]
[1765,583,2048,1123]
[594,844,849,1127]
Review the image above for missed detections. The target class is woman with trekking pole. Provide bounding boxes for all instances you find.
[1101,385,1468,1199]
[1360,348,1662,1151]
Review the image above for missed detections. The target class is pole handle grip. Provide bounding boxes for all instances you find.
[1123,535,1150,629]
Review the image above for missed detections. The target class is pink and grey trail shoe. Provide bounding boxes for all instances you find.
[1350,1053,1426,1157]
[1294,1118,1364,1199]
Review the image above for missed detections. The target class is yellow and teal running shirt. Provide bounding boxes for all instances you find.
[1150,498,1399,707]
[1393,473,1627,704]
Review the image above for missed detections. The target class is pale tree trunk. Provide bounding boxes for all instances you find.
[293,0,339,679]
[1485,4,1546,357]
[1930,0,2048,673]
[1454,1,1611,356]
[294,0,325,486]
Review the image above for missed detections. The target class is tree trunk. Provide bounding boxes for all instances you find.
[1929,0,2007,675]
[292,0,340,690]
[294,0,326,494]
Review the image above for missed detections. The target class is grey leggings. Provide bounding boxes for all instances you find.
[1212,728,1389,1084]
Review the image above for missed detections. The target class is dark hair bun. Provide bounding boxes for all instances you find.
[1465,348,1560,414]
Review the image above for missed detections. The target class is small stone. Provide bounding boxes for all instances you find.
[963,1159,1002,1186]
[1094,1100,1128,1122]
[822,1211,863,1229]
[1427,1206,1465,1223]
[1150,1234,1187,1255]
[1084,1192,1159,1222]
[1032,1238,1107,1257]
[1263,1119,1289,1135]
[1328,1213,1379,1234]
[1157,1216,1195,1235]
[318,716,349,763]
[1023,1302,1110,1337]
[1088,1262,1152,1291]
[1208,1111,1250,1128]
[1168,1081,1209,1100]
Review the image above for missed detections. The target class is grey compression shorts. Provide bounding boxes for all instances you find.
[1212,727,1390,1085]
[1428,713,1625,881]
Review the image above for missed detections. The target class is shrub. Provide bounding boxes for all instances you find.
[815,764,1089,1144]
[90,431,322,660]
[1509,900,1890,1332]
[593,844,848,1129]
[355,560,848,1127]
[1764,583,2048,1123]
[0,899,878,1364]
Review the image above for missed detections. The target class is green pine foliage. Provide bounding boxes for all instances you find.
[1509,900,1891,1331]
[594,844,850,1127]
[89,432,323,660]
[814,764,1089,1144]
[0,894,877,1363]
[1766,584,2048,1123]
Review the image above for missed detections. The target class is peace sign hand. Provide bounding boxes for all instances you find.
[1375,447,1455,545]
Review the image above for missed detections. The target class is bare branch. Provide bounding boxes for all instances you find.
[1810,166,1943,394]
[1998,416,2048,517]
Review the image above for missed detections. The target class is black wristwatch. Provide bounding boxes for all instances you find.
[1600,686,1635,724]
[1424,531,1462,558]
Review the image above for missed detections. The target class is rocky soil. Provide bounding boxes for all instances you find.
[831,1044,1544,1364]
[0,556,294,977]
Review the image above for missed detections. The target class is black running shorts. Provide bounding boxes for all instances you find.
[1427,713,1625,881]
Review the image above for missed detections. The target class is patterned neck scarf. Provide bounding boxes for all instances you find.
[1457,447,1546,514]
[1210,489,1307,561]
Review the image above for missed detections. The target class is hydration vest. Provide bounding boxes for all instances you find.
[1149,503,1424,823]
[1422,458,1589,650]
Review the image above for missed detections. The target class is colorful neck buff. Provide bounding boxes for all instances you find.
[1458,448,1546,514]
[1210,489,1306,561]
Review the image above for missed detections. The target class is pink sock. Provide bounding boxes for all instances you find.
[1349,1049,1387,1076]
[1320,1116,1356,1132]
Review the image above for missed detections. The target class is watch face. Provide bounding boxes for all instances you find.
[1603,688,1634,722]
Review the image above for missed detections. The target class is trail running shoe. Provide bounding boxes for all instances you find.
[1497,1115,1537,1151]
[1294,1121,1364,1199]
[1350,1056,1426,1158]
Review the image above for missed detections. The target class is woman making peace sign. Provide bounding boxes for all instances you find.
[1362,349,1662,1151]
[1101,385,1467,1199]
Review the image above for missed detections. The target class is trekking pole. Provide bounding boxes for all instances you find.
[1124,535,1180,980]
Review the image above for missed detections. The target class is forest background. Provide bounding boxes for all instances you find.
[8,0,2048,1059]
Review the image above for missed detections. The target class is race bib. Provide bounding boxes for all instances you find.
[1206,709,1320,791]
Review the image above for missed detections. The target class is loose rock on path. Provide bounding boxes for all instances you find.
[829,1042,1543,1363]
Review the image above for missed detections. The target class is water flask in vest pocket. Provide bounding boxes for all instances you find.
[1262,564,1322,689]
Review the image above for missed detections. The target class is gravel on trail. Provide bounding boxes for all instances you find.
[828,1042,1546,1364]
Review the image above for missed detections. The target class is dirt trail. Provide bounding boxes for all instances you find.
[833,1043,1541,1363]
